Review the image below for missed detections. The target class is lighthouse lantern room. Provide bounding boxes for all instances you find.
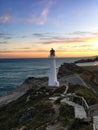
[48,48,59,87]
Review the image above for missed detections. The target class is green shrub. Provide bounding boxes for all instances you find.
[59,104,74,126]
[70,118,93,130]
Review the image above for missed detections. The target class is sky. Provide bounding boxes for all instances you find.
[0,0,98,58]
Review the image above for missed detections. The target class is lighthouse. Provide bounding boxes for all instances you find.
[48,48,59,87]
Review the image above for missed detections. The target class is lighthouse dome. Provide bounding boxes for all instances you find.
[50,48,55,56]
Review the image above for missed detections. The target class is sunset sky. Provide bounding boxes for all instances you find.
[0,0,98,58]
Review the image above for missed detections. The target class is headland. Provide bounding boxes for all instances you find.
[0,62,98,130]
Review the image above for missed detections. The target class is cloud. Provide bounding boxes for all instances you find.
[26,0,56,25]
[32,33,62,40]
[26,7,49,25]
[38,8,49,25]
[71,31,92,35]
[70,31,98,37]
[0,32,13,39]
[32,33,44,37]
[16,35,29,39]
[0,49,48,53]
[0,14,12,23]
[0,41,7,44]
[0,0,57,25]
[42,37,96,44]
[15,47,31,50]
[0,32,9,36]
[31,31,98,45]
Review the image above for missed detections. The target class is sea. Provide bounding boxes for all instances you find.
[0,57,97,96]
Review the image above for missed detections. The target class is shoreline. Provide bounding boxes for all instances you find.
[76,61,98,66]
[0,82,31,106]
[0,77,48,106]
[0,64,98,106]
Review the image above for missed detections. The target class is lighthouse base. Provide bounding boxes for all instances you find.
[48,81,60,89]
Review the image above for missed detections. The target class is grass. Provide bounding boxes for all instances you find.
[68,84,98,105]
[0,87,54,130]
[59,104,74,126]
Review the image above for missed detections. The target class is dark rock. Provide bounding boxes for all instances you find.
[74,56,98,64]
[58,63,84,78]
[19,107,36,123]
[23,77,48,88]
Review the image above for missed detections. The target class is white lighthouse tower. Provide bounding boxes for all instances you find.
[48,48,59,87]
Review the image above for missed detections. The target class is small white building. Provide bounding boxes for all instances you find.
[48,48,59,87]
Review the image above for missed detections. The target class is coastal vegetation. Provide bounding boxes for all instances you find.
[0,83,95,130]
[0,87,54,130]
[68,84,98,105]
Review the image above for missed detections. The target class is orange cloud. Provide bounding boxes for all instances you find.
[0,31,98,58]
[0,49,49,58]
[31,31,98,44]
[41,37,98,45]
[0,46,98,58]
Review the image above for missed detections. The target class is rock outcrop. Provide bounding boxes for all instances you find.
[58,63,98,94]
[74,56,98,64]
[58,63,85,78]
